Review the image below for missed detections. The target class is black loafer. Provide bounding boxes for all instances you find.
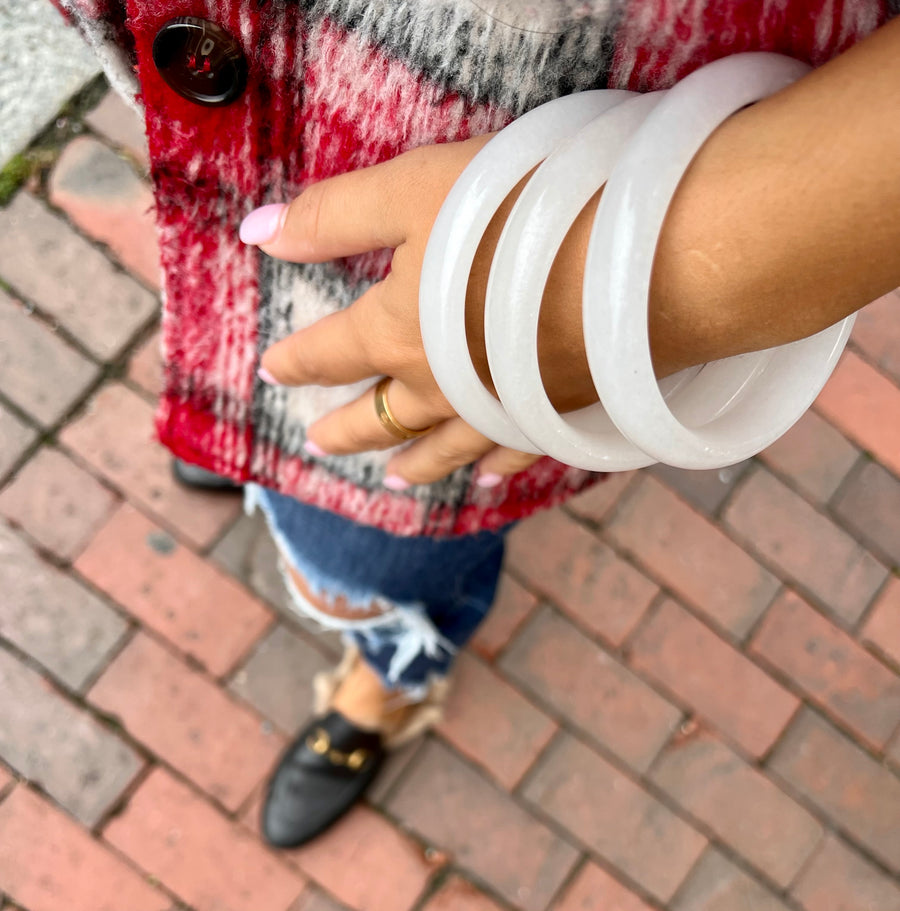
[261,711,386,848]
[171,458,243,492]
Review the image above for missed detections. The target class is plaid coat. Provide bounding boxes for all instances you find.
[58,0,893,535]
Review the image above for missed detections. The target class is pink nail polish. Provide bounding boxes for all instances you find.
[383,474,411,491]
[304,440,328,457]
[257,367,281,385]
[239,204,287,245]
[476,472,503,489]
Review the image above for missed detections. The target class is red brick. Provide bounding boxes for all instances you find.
[0,404,36,479]
[724,468,887,625]
[229,624,333,734]
[501,607,681,772]
[832,460,900,567]
[607,476,779,638]
[104,767,305,911]
[0,786,169,911]
[850,289,900,385]
[862,576,900,668]
[49,136,160,290]
[128,327,163,398]
[76,503,270,677]
[565,470,638,524]
[890,729,900,769]
[650,461,751,516]
[89,633,283,811]
[214,511,292,607]
[437,651,557,790]
[792,833,900,911]
[552,863,654,911]
[0,764,13,794]
[367,739,425,807]
[290,887,353,911]
[815,351,900,479]
[0,522,128,692]
[628,600,798,758]
[670,849,790,911]
[0,447,117,560]
[422,876,504,911]
[469,572,537,662]
[523,734,706,903]
[386,739,579,911]
[508,509,658,646]
[288,806,434,911]
[213,511,343,655]
[0,288,100,427]
[86,91,151,171]
[759,410,859,503]
[0,646,143,826]
[0,193,156,360]
[61,384,243,549]
[750,590,900,748]
[768,709,900,873]
[649,728,822,887]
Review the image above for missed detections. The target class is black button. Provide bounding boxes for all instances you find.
[152,17,247,107]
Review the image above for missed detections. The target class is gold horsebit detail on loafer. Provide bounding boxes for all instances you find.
[306,727,371,771]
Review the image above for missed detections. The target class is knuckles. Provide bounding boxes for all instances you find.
[287,181,327,246]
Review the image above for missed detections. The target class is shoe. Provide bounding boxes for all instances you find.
[261,710,386,848]
[171,458,243,491]
[312,644,450,750]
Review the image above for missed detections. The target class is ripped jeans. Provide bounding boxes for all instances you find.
[247,485,508,699]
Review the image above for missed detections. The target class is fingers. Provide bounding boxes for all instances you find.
[306,379,453,456]
[384,420,496,487]
[306,378,542,487]
[241,153,419,262]
[384,422,542,488]
[472,447,543,486]
[260,279,390,387]
[241,137,493,263]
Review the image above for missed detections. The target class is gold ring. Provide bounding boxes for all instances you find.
[374,377,434,441]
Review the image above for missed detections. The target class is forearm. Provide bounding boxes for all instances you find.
[650,16,900,374]
[468,18,900,412]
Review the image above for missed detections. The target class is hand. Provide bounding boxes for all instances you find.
[242,136,593,488]
[246,17,900,490]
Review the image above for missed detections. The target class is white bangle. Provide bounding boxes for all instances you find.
[584,52,854,468]
[484,92,667,470]
[419,89,634,452]
[419,53,854,471]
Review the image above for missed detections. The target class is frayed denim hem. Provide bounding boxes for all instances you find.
[247,484,457,693]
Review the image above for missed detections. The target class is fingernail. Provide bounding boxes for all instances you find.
[476,472,503,489]
[239,204,287,245]
[304,440,328,457]
[258,367,281,385]
[383,474,411,491]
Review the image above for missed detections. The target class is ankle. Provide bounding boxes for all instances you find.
[330,659,416,734]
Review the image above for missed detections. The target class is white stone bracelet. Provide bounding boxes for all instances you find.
[485,92,671,470]
[584,53,854,468]
[420,89,635,452]
[419,53,854,470]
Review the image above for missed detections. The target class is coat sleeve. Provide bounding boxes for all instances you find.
[55,0,141,111]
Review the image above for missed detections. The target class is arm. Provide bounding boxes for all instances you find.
[652,15,900,372]
[250,18,900,480]
[465,15,900,412]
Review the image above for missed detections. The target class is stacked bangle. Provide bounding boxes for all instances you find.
[420,53,855,470]
[420,89,634,453]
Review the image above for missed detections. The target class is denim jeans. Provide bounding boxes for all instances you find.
[248,485,508,697]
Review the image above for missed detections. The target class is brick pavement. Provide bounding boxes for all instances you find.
[1,85,900,911]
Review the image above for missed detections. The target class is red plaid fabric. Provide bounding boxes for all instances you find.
[59,0,894,535]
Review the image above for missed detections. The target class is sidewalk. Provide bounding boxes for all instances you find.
[1,84,900,911]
